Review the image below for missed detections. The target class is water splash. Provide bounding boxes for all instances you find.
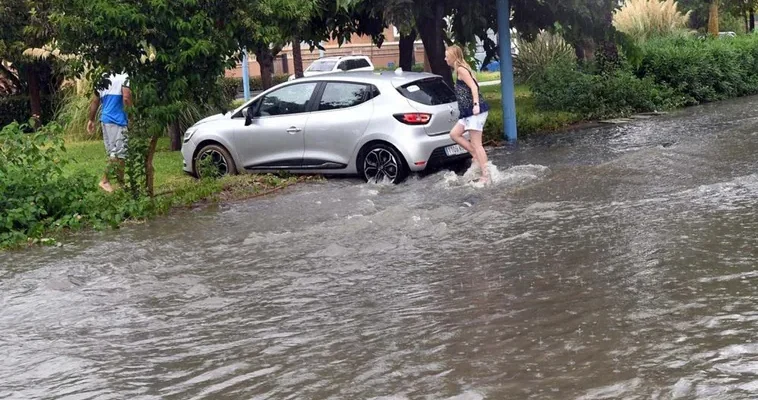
[439,162,550,189]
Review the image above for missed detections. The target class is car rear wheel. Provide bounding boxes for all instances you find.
[358,143,408,184]
[194,144,237,178]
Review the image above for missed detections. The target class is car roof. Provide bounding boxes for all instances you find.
[313,55,371,61]
[292,70,443,88]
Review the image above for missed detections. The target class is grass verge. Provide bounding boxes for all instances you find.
[480,85,583,144]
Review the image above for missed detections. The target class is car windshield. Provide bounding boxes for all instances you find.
[307,60,337,72]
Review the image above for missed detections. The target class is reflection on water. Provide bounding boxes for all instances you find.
[1,96,758,399]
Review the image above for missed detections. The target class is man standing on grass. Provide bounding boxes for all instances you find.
[87,73,132,192]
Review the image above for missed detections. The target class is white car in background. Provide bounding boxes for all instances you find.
[288,55,375,81]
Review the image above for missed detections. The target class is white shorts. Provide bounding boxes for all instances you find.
[457,111,489,132]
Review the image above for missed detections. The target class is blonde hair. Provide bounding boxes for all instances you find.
[446,45,476,82]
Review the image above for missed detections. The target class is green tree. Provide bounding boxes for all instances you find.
[237,0,316,89]
[0,0,64,126]
[722,0,757,32]
[53,0,252,196]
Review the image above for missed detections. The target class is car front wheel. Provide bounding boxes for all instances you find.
[194,143,237,178]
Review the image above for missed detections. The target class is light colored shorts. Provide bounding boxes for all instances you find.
[457,111,489,132]
[102,123,128,159]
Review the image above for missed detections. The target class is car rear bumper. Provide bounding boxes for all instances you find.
[397,131,472,172]
[424,146,472,170]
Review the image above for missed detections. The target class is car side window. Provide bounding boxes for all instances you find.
[257,83,318,117]
[318,82,369,111]
[354,59,370,68]
[337,61,348,71]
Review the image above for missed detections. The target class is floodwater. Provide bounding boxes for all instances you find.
[1,96,757,399]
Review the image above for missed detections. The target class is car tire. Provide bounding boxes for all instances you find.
[358,143,409,184]
[194,143,237,178]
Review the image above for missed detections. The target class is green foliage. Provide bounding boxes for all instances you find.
[52,0,257,196]
[0,95,59,127]
[513,30,576,82]
[221,75,290,97]
[531,61,684,119]
[0,122,94,246]
[638,35,758,104]
[481,85,582,143]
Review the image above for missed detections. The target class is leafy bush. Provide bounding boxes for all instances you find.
[0,122,96,245]
[638,35,758,104]
[513,31,576,83]
[221,74,290,98]
[531,62,684,119]
[0,122,157,247]
[0,95,58,127]
[613,0,692,42]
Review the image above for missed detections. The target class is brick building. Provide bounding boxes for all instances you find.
[226,26,426,78]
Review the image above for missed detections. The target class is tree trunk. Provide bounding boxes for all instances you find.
[146,135,159,198]
[255,45,275,90]
[415,1,453,86]
[293,35,304,78]
[574,38,596,62]
[745,11,749,33]
[168,121,181,151]
[708,0,720,37]
[750,8,755,32]
[26,65,42,127]
[399,29,417,71]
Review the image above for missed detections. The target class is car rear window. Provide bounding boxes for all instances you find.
[308,60,337,72]
[397,78,456,105]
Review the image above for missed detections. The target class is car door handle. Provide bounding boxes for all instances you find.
[286,127,301,134]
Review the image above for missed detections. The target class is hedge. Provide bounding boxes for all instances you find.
[530,34,758,121]
[221,74,290,100]
[0,96,57,128]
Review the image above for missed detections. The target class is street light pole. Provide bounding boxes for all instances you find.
[497,0,518,142]
[242,49,251,101]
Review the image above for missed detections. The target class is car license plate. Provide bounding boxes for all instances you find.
[445,144,467,156]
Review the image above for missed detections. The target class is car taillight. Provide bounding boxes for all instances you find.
[394,113,431,125]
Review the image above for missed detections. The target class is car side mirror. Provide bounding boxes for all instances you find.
[243,107,253,126]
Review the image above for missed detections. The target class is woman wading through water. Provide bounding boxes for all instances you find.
[445,45,491,184]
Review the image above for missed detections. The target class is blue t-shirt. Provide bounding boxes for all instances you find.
[98,74,129,127]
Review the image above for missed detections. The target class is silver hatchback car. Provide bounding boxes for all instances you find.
[181,71,470,183]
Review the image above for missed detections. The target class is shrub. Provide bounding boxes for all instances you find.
[0,121,159,247]
[513,31,576,83]
[0,95,58,128]
[531,62,684,119]
[221,74,290,98]
[613,0,692,42]
[638,35,758,104]
[0,122,96,245]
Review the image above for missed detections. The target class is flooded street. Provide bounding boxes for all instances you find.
[2,96,757,399]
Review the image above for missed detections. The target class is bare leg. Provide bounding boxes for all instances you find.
[449,122,480,167]
[469,130,489,183]
[99,157,122,192]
